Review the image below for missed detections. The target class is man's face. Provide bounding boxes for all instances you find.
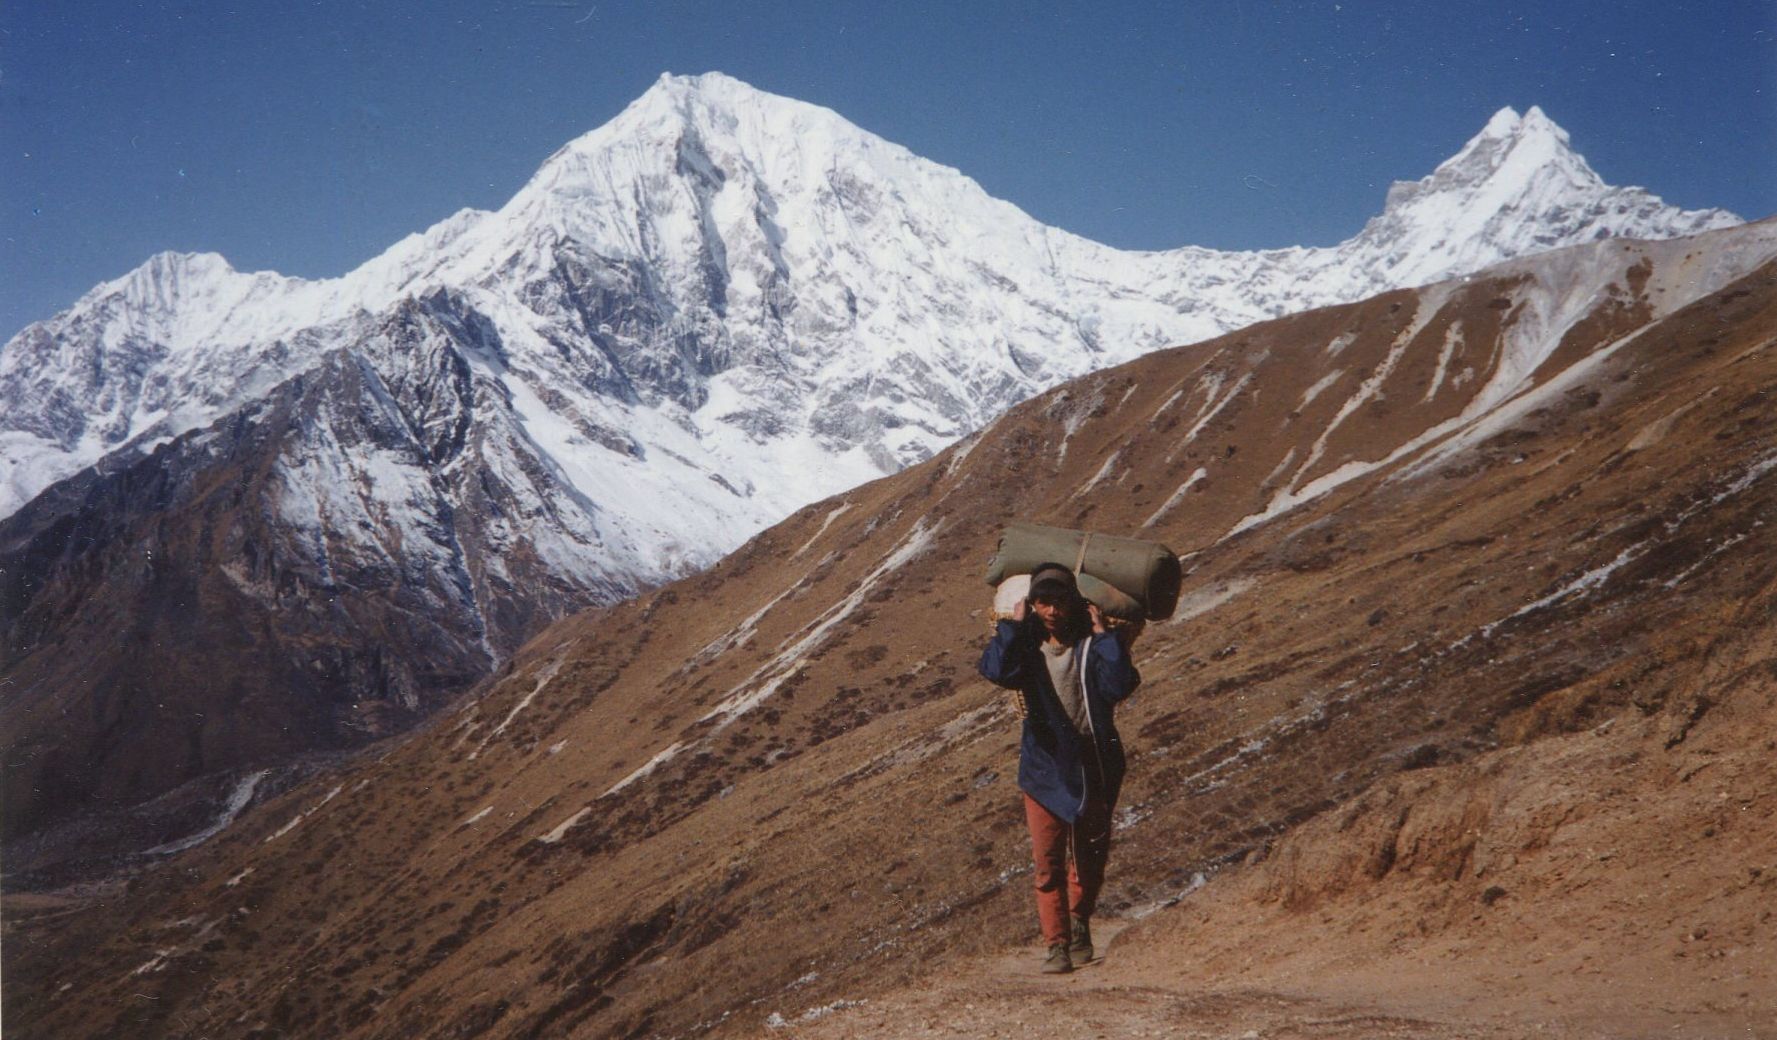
[1030,593,1070,634]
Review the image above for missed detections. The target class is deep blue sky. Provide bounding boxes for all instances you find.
[3,1,1773,340]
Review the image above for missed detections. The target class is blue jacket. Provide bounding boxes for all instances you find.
[978,618,1140,823]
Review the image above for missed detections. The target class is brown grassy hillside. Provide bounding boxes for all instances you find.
[7,224,1776,1039]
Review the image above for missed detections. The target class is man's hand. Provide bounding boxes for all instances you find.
[1011,597,1028,622]
[1087,601,1108,634]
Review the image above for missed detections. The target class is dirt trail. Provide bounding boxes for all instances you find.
[760,920,1519,1040]
[759,917,1774,1040]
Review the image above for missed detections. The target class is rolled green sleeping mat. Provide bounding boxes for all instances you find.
[992,572,1144,625]
[984,522,1183,621]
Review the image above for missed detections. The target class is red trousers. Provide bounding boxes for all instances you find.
[1022,787,1112,945]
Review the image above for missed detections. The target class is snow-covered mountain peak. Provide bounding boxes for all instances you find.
[625,71,856,139]
[1385,105,1601,213]
[1356,105,1736,287]
[97,250,238,314]
[1477,105,1528,138]
[136,249,238,280]
[510,70,947,228]
[641,70,803,118]
[2,76,1744,545]
[1513,104,1565,137]
[1473,104,1568,145]
[53,248,316,354]
[531,72,845,176]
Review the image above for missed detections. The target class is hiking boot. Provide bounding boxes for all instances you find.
[1069,915,1094,963]
[1041,942,1073,974]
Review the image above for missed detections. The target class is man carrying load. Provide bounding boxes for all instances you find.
[978,561,1141,974]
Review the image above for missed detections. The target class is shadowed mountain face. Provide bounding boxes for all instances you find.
[8,222,1774,1038]
[0,292,642,871]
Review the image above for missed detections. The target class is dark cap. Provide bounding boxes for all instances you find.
[1028,563,1077,601]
